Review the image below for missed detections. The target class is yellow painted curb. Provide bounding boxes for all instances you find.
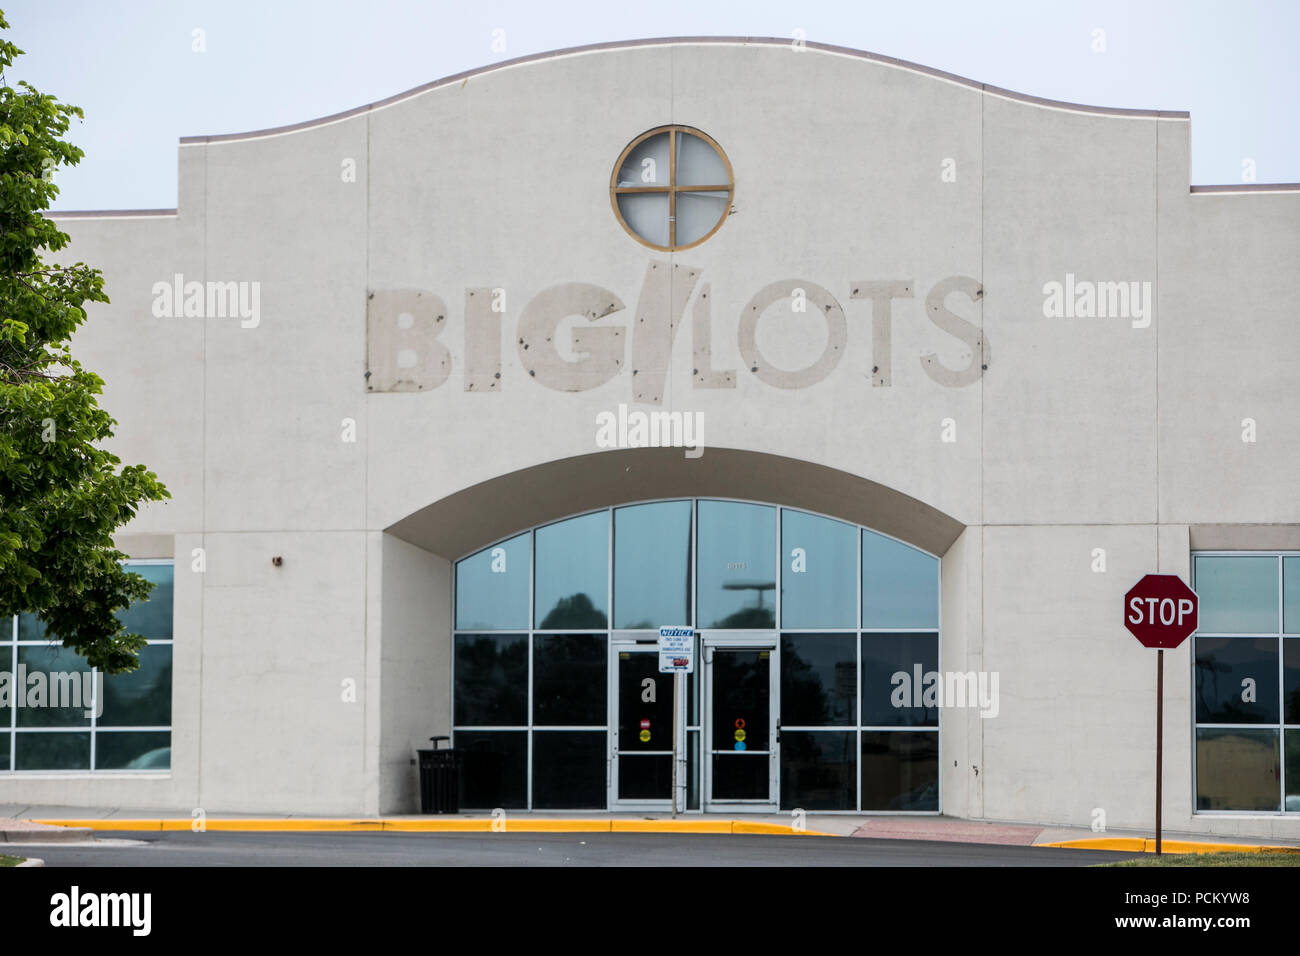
[731,821,832,836]
[381,819,491,832]
[1041,837,1300,854]
[612,820,733,834]
[505,820,614,832]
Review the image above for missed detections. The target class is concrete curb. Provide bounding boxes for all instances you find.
[1040,838,1300,855]
[1,827,93,844]
[32,817,833,836]
[15,857,45,867]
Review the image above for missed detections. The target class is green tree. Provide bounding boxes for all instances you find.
[0,10,169,674]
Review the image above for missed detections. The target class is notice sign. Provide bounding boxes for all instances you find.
[657,626,695,673]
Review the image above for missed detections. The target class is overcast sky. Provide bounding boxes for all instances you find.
[6,0,1297,210]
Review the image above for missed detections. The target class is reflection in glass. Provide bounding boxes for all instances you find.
[14,731,90,771]
[455,730,527,809]
[1286,730,1299,812]
[712,754,768,800]
[535,512,608,629]
[781,511,856,628]
[1195,556,1278,633]
[710,649,769,750]
[697,501,776,628]
[532,731,606,809]
[17,612,46,640]
[16,644,92,728]
[781,634,855,725]
[861,731,938,811]
[1195,728,1279,811]
[117,564,174,640]
[1286,639,1299,724]
[614,501,691,629]
[619,652,671,751]
[456,533,529,630]
[861,634,939,727]
[100,644,172,727]
[533,634,606,726]
[96,732,171,770]
[862,531,938,629]
[781,731,855,810]
[454,634,528,726]
[1194,637,1279,724]
[619,754,670,800]
[688,731,700,810]
[1286,557,1300,634]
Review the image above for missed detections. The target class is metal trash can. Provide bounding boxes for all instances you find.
[417,736,460,814]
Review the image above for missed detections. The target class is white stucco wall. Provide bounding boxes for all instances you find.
[7,39,1296,833]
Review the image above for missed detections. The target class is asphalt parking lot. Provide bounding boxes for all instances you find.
[24,831,1140,867]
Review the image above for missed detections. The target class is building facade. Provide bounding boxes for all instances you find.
[3,38,1297,837]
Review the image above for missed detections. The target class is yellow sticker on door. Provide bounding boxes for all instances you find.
[639,729,651,743]
[734,729,746,742]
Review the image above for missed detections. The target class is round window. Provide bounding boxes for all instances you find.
[610,126,734,251]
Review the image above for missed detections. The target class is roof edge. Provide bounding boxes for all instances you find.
[176,36,1191,146]
[49,208,177,218]
[1190,183,1300,193]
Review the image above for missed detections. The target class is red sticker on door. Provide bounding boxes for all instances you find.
[640,718,650,729]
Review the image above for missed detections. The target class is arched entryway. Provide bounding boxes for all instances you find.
[382,448,968,814]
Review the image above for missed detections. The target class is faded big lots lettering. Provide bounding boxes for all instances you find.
[365,261,988,399]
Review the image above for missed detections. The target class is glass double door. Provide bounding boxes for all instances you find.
[610,634,777,811]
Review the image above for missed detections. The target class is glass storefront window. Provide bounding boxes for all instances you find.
[1195,728,1280,812]
[781,634,855,726]
[697,501,776,629]
[535,512,608,629]
[780,730,856,811]
[1194,555,1278,633]
[453,634,528,726]
[1192,553,1296,814]
[3,561,173,774]
[533,634,606,726]
[455,730,527,810]
[862,531,938,629]
[531,731,606,809]
[781,511,856,628]
[614,501,691,629]
[1285,557,1300,634]
[455,532,529,631]
[861,633,940,727]
[1194,637,1279,724]
[1285,639,1299,725]
[453,500,942,812]
[100,644,173,727]
[861,731,939,811]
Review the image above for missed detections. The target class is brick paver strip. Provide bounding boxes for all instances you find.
[0,818,63,832]
[851,819,1043,845]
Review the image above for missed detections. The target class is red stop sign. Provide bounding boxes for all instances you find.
[1124,574,1199,648]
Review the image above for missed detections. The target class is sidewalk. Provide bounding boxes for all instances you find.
[2,804,1298,854]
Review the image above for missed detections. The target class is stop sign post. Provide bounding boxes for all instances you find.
[1124,574,1199,855]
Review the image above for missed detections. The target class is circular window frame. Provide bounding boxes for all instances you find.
[610,125,734,252]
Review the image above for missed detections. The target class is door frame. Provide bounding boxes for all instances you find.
[701,631,779,812]
[607,634,689,811]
